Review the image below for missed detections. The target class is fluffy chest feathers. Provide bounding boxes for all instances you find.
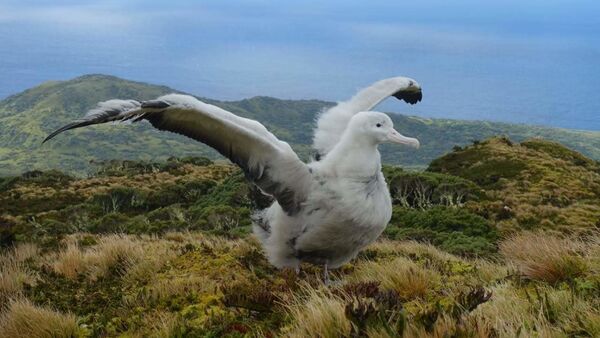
[289,171,392,268]
[309,171,392,228]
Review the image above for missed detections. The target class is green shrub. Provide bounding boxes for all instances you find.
[181,180,217,203]
[193,173,252,209]
[92,157,213,177]
[90,213,131,233]
[0,216,16,247]
[190,205,252,233]
[168,156,213,166]
[20,170,74,188]
[92,159,162,177]
[384,167,481,209]
[0,176,18,193]
[91,187,146,214]
[145,179,216,209]
[125,215,187,234]
[386,206,498,257]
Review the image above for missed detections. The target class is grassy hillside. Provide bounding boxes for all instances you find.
[1,137,599,336]
[1,74,600,175]
[428,137,600,234]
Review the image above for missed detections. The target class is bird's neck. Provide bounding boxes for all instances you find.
[323,134,381,177]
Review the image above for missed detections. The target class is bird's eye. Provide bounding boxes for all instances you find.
[376,123,382,128]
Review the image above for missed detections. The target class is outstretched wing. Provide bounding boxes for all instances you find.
[313,76,422,157]
[44,94,311,215]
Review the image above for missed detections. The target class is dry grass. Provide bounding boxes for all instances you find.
[500,232,587,283]
[351,257,440,300]
[472,282,600,337]
[369,240,458,263]
[123,237,179,284]
[2,231,598,337]
[472,283,539,336]
[86,235,144,280]
[0,243,38,302]
[402,315,493,338]
[51,242,86,279]
[284,286,352,338]
[52,234,143,281]
[143,311,183,338]
[0,299,79,338]
[587,235,600,275]
[472,258,511,284]
[9,243,39,262]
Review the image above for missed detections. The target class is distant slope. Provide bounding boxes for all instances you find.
[1,74,600,175]
[428,137,600,233]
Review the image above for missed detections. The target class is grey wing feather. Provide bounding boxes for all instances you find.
[44,94,311,215]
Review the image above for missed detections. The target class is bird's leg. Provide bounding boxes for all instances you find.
[323,262,330,285]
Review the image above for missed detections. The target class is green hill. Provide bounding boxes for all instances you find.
[428,137,600,234]
[1,74,600,175]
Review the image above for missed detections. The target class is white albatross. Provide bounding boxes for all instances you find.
[43,76,422,282]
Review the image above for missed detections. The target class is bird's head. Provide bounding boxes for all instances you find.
[347,111,420,148]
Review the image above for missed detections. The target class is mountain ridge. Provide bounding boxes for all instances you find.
[1,74,599,176]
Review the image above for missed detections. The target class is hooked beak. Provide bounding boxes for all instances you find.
[387,129,420,148]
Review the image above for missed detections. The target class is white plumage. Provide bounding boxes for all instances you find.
[44,76,422,280]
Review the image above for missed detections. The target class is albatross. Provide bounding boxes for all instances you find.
[44,76,422,282]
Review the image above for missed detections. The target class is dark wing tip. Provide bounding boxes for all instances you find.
[392,88,423,105]
[42,120,92,144]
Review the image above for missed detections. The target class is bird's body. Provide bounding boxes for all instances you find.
[44,76,422,277]
[256,154,392,269]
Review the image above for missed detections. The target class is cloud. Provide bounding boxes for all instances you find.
[0,4,133,31]
[0,2,257,37]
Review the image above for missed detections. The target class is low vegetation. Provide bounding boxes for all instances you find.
[0,232,598,337]
[1,137,599,336]
[0,299,80,338]
[429,137,600,234]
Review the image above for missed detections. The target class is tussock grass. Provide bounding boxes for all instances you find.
[9,243,38,262]
[472,283,536,336]
[0,243,38,301]
[588,235,600,275]
[284,286,352,338]
[472,258,510,283]
[473,283,600,337]
[52,234,143,280]
[351,257,440,300]
[370,240,459,263]
[500,232,587,283]
[402,315,492,338]
[51,242,85,279]
[0,299,79,338]
[144,311,183,338]
[2,231,598,337]
[85,235,144,280]
[123,237,179,284]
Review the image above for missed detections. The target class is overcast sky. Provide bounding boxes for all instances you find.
[1,0,599,129]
